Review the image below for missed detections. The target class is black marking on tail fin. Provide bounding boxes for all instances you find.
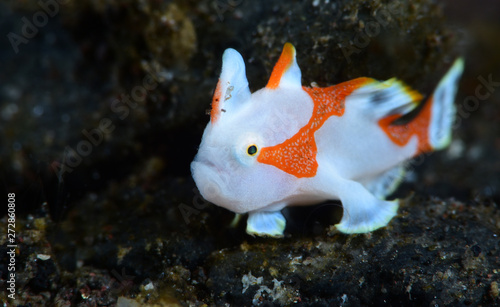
[390,94,430,125]
[370,90,390,105]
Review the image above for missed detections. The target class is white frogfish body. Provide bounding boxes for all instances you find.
[191,43,464,237]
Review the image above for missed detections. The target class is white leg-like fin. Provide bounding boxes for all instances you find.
[335,180,399,234]
[246,211,286,238]
[361,164,406,199]
[229,213,243,228]
[429,58,464,150]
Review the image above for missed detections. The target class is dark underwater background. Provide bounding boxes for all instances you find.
[0,0,499,305]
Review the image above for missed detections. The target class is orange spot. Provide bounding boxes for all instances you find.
[378,96,433,155]
[258,78,373,178]
[266,43,296,89]
[210,79,222,123]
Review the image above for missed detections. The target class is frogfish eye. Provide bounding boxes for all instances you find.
[247,144,258,156]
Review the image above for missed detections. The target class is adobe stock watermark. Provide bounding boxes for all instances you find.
[339,1,402,63]
[51,73,160,178]
[178,187,214,224]
[7,0,70,54]
[213,0,244,21]
[454,73,500,128]
[6,193,17,300]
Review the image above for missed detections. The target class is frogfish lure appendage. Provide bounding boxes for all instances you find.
[191,43,464,238]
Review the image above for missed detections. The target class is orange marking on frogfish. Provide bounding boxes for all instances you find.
[266,43,296,89]
[378,95,433,155]
[258,78,374,178]
[210,79,223,123]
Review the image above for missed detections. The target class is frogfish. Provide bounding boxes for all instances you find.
[191,43,464,237]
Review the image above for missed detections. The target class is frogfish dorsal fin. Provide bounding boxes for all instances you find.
[266,43,302,89]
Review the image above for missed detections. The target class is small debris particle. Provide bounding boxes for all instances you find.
[242,272,263,294]
[37,254,51,260]
[490,281,499,298]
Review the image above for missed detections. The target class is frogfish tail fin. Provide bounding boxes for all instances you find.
[426,58,464,151]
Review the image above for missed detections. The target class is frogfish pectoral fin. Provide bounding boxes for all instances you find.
[335,181,399,234]
[246,210,286,238]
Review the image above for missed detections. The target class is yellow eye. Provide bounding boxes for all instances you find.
[247,144,258,156]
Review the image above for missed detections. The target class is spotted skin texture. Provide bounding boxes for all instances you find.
[378,95,433,155]
[258,78,373,178]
